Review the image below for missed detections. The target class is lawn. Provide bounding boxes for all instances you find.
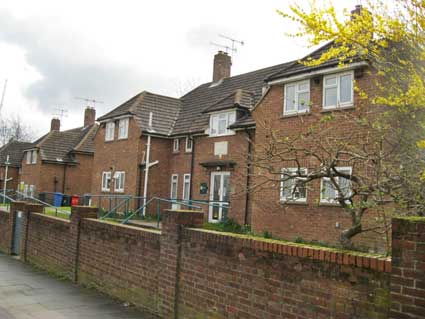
[44,206,71,219]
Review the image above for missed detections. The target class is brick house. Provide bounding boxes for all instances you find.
[19,107,98,196]
[0,140,33,192]
[92,51,291,223]
[250,40,385,250]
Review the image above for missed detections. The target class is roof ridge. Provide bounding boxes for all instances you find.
[73,123,98,152]
[144,91,180,101]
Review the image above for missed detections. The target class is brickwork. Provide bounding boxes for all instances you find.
[0,166,20,191]
[390,217,425,319]
[4,204,424,318]
[251,68,386,251]
[63,153,93,195]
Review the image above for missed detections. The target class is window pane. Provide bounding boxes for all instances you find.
[228,112,235,125]
[325,87,337,107]
[298,81,309,91]
[218,118,227,134]
[325,76,337,86]
[281,178,294,200]
[285,85,295,112]
[340,74,352,103]
[322,179,337,201]
[298,92,310,112]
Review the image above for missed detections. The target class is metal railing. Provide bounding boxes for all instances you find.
[15,191,71,218]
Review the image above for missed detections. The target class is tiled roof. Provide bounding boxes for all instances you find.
[172,61,293,135]
[202,89,254,114]
[0,140,33,167]
[97,91,181,136]
[229,113,256,130]
[36,124,98,164]
[97,61,295,136]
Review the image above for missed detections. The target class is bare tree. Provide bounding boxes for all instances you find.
[0,114,34,146]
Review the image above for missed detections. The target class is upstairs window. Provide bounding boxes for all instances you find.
[101,171,112,191]
[118,118,129,139]
[284,80,310,115]
[31,150,37,164]
[185,137,193,152]
[320,167,353,204]
[280,168,307,202]
[26,151,31,164]
[210,111,236,137]
[105,121,115,141]
[323,72,354,109]
[173,139,180,153]
[114,171,125,192]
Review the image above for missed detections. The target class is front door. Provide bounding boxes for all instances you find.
[209,172,230,222]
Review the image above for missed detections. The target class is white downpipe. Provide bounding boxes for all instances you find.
[142,112,153,216]
[3,155,9,204]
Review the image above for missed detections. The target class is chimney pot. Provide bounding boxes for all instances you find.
[84,106,96,127]
[50,118,60,131]
[213,51,232,82]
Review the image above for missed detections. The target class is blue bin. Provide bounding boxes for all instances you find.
[53,192,64,207]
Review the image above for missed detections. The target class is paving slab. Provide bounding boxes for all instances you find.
[0,253,151,318]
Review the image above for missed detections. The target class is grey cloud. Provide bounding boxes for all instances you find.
[0,11,174,118]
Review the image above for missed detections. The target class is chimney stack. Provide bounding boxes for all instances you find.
[50,117,60,131]
[213,51,232,82]
[84,106,96,127]
[351,5,363,19]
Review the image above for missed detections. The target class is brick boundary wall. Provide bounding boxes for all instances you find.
[0,204,424,318]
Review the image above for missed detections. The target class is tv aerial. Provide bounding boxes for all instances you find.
[75,97,104,108]
[210,34,244,55]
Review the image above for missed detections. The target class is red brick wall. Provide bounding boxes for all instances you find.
[177,228,391,318]
[390,217,425,318]
[77,219,161,313]
[20,158,41,191]
[251,68,385,251]
[64,153,93,195]
[25,214,71,276]
[0,210,9,252]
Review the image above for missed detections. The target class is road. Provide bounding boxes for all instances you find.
[0,253,149,319]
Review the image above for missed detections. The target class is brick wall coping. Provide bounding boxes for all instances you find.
[83,218,161,235]
[32,213,70,224]
[0,208,9,214]
[187,228,392,273]
[393,215,425,222]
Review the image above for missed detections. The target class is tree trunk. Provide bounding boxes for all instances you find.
[339,223,362,249]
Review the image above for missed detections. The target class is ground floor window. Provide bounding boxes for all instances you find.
[280,168,307,203]
[170,174,178,199]
[114,171,125,192]
[320,167,352,203]
[102,171,111,191]
[182,174,190,201]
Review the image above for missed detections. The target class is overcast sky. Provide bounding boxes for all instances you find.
[0,0,358,136]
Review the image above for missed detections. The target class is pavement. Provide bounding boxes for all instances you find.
[0,253,149,319]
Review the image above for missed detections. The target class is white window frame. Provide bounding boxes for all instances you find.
[323,71,354,110]
[280,168,308,203]
[26,151,31,164]
[114,171,125,192]
[118,118,129,139]
[320,167,353,204]
[283,80,310,115]
[173,139,180,153]
[182,174,191,201]
[105,121,115,141]
[185,137,193,152]
[101,171,112,191]
[31,150,37,164]
[170,174,178,199]
[209,111,236,137]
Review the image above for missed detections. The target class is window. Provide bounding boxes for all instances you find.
[320,167,353,204]
[209,111,236,137]
[284,80,310,115]
[118,118,129,139]
[323,72,354,109]
[280,168,307,202]
[101,171,112,191]
[114,171,125,192]
[26,151,31,164]
[173,139,180,152]
[170,174,178,199]
[182,174,191,201]
[105,121,115,141]
[31,150,37,164]
[185,137,193,152]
